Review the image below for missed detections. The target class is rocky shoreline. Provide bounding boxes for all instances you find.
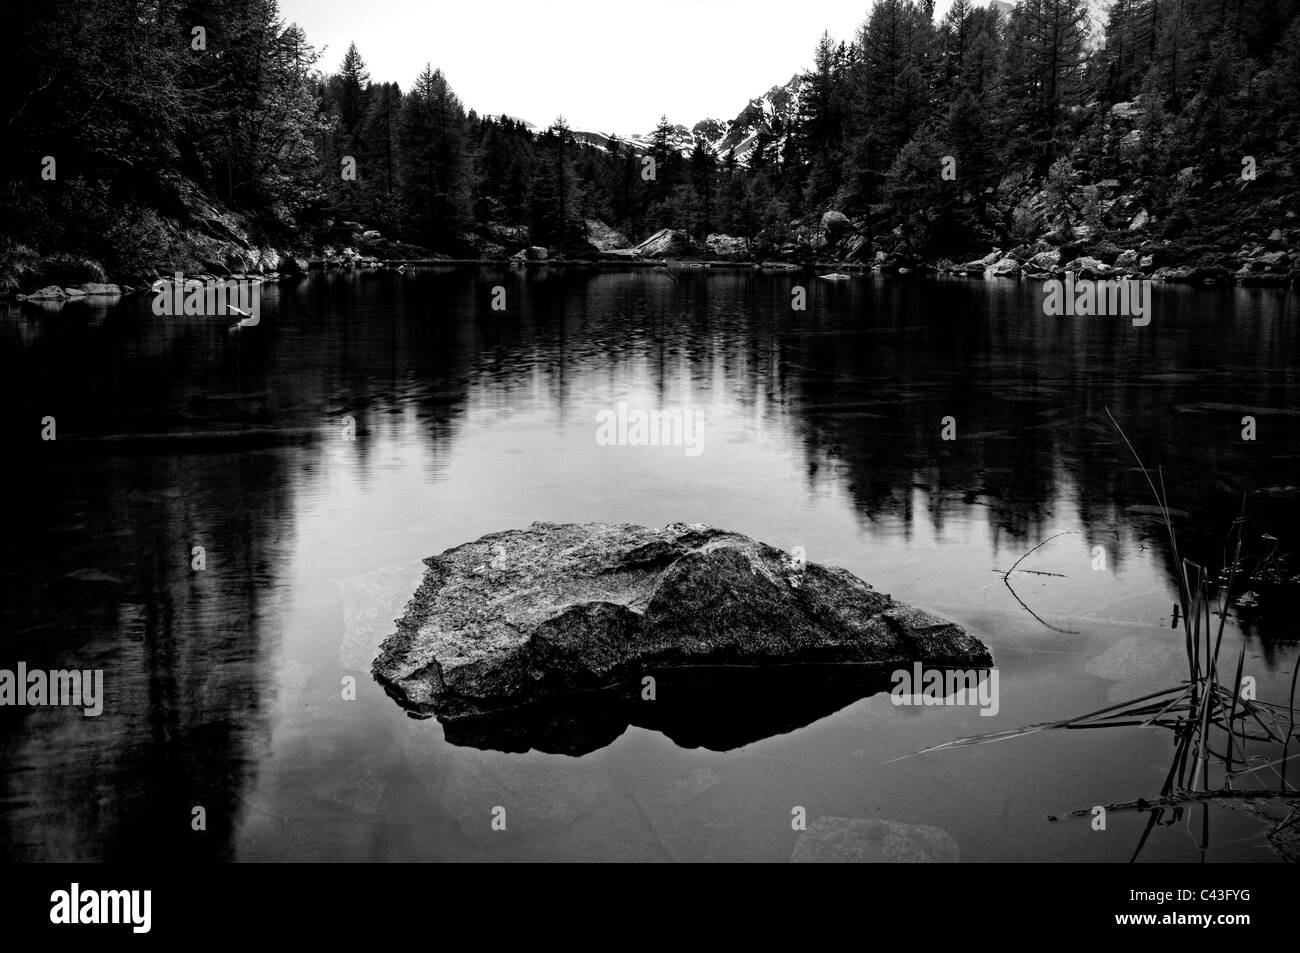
[8,247,1294,306]
[7,209,1298,302]
[6,88,1299,301]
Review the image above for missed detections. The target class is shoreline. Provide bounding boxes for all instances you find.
[7,255,1297,304]
[310,257,1300,287]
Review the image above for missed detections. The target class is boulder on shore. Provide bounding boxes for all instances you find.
[511,245,549,263]
[77,282,123,296]
[961,249,1003,274]
[705,234,752,260]
[1025,249,1061,271]
[820,210,855,243]
[372,521,992,722]
[22,285,69,301]
[1063,256,1111,278]
[1114,249,1140,270]
[635,228,698,259]
[584,218,631,252]
[986,256,1021,278]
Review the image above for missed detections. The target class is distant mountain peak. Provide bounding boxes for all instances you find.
[517,2,1116,158]
[566,73,804,164]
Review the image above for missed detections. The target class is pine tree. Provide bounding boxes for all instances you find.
[333,43,371,151]
[530,118,583,248]
[841,0,940,212]
[688,140,717,237]
[647,115,682,226]
[398,65,470,250]
[359,82,403,230]
[797,32,844,207]
[1003,0,1091,167]
[940,0,975,88]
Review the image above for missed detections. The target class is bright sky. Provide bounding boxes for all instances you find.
[278,0,894,134]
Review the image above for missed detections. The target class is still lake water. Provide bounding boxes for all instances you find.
[2,267,1298,861]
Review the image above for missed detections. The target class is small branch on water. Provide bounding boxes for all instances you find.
[999,531,1079,634]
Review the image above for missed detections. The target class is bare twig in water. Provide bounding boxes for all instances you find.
[1002,532,1076,582]
[990,568,1066,578]
[999,531,1079,634]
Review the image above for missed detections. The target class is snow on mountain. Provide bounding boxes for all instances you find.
[710,74,804,162]
[562,73,804,165]
[517,0,1115,161]
[494,114,537,131]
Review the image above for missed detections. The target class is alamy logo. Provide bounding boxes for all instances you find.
[0,663,103,716]
[890,663,1000,717]
[50,884,151,933]
[595,400,704,457]
[151,272,260,326]
[1042,272,1151,327]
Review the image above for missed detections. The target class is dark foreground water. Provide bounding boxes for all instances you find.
[2,267,1298,861]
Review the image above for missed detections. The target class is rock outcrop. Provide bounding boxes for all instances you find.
[705,233,752,260]
[21,285,69,301]
[584,218,631,252]
[635,228,698,259]
[821,210,855,245]
[510,245,549,263]
[373,521,992,725]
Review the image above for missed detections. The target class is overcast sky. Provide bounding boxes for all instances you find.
[279,0,932,135]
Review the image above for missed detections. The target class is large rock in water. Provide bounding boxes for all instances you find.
[372,521,991,723]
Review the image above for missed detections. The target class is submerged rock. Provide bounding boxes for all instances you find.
[372,521,992,724]
[1085,636,1182,683]
[338,561,429,672]
[791,817,960,863]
